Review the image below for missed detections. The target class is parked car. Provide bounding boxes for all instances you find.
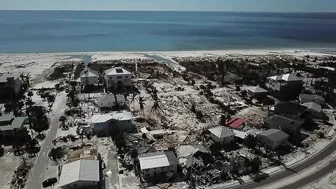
[42,177,57,188]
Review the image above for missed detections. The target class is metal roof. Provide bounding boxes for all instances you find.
[95,94,115,105]
[268,73,302,82]
[245,86,268,94]
[105,67,131,76]
[138,151,177,170]
[257,129,289,143]
[0,116,26,131]
[226,118,246,129]
[208,126,235,139]
[91,114,113,123]
[111,111,132,121]
[58,160,100,187]
[302,102,322,112]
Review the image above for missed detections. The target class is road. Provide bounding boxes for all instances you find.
[25,92,67,189]
[225,114,336,189]
[280,159,336,189]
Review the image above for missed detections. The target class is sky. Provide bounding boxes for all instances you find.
[1,0,336,12]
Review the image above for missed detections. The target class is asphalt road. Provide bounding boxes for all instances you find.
[280,159,336,189]
[225,133,336,189]
[25,92,67,189]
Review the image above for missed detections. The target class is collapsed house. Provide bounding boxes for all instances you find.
[176,145,211,169]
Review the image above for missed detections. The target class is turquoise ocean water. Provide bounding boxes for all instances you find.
[0,11,336,53]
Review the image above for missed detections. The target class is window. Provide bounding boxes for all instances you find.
[161,167,165,170]
[125,76,128,78]
[109,77,112,79]
[117,76,122,79]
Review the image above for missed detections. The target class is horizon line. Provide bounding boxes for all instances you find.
[0,9,335,13]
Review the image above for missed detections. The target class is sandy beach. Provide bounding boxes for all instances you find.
[0,48,334,84]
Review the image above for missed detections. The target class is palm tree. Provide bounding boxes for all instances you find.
[25,73,31,87]
[27,91,33,99]
[59,116,67,129]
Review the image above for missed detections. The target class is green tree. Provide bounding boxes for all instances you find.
[59,116,67,129]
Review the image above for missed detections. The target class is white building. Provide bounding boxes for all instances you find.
[95,94,126,108]
[95,94,115,108]
[104,67,132,90]
[138,151,178,178]
[111,111,133,130]
[80,69,99,86]
[90,114,113,134]
[208,126,235,144]
[257,129,289,149]
[58,160,100,189]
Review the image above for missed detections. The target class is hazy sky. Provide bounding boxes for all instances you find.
[1,0,336,12]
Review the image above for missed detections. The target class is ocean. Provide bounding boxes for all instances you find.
[0,10,336,53]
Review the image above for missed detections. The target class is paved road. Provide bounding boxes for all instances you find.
[25,92,67,189]
[224,141,336,189]
[225,119,336,189]
[280,159,336,189]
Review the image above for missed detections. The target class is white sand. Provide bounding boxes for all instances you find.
[0,48,334,84]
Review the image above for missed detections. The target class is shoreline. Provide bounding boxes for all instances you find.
[0,47,335,83]
[1,47,335,58]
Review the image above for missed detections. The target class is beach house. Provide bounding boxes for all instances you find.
[208,126,235,144]
[58,160,100,189]
[110,111,133,130]
[299,94,325,105]
[104,67,132,90]
[266,73,302,100]
[273,101,307,119]
[245,86,268,99]
[0,114,27,139]
[95,94,126,108]
[264,115,304,134]
[90,114,113,134]
[256,129,289,149]
[0,73,22,99]
[138,151,178,179]
[79,69,99,86]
